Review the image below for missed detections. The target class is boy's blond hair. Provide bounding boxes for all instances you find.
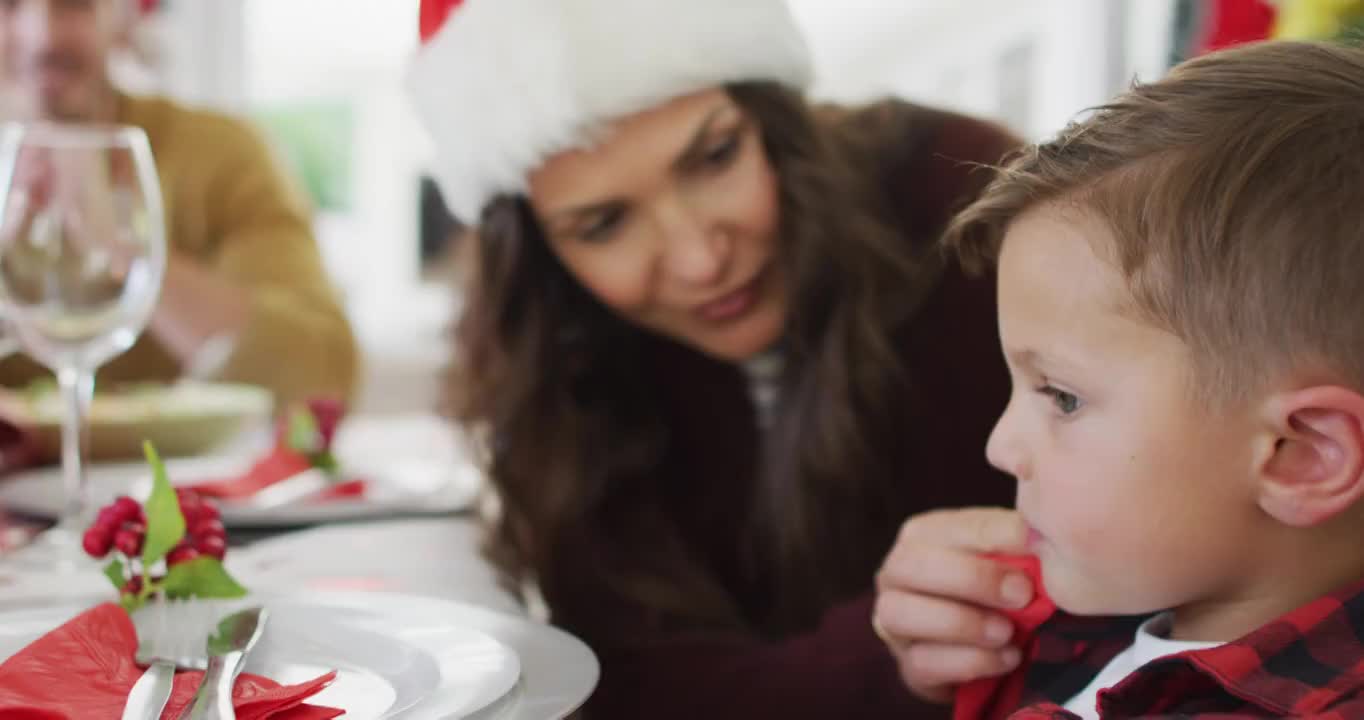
[946,41,1364,403]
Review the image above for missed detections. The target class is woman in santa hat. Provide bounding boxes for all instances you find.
[409,0,1021,716]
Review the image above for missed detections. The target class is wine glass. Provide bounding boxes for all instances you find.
[0,123,166,570]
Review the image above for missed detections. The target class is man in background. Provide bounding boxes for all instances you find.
[0,0,358,406]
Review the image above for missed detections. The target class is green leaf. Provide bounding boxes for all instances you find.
[161,557,248,600]
[310,449,339,476]
[286,406,321,454]
[140,442,186,568]
[102,558,125,592]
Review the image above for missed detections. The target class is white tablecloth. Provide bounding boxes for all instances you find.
[0,517,522,615]
[231,517,525,618]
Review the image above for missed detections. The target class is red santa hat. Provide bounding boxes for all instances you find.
[406,0,814,222]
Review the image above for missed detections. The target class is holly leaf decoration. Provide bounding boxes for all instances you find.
[161,556,248,600]
[282,403,344,475]
[103,558,125,592]
[139,442,185,568]
[285,405,322,455]
[311,449,339,475]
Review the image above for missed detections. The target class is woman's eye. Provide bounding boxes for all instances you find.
[580,207,625,242]
[701,134,740,169]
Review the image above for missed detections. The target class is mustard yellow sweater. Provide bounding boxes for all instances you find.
[0,94,359,405]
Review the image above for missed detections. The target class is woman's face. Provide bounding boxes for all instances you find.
[528,88,785,362]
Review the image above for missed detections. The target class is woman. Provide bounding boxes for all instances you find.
[409,1,1020,716]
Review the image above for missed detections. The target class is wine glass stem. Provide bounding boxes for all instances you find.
[56,365,94,532]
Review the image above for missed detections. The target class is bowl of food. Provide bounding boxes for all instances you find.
[3,380,273,461]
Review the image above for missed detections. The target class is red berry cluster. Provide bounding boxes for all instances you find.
[168,488,227,564]
[82,495,145,559]
[81,488,226,565]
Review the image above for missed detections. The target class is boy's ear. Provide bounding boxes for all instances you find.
[1258,386,1364,527]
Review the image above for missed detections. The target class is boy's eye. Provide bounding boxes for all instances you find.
[1037,385,1082,415]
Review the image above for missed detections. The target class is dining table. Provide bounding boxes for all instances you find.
[0,409,599,720]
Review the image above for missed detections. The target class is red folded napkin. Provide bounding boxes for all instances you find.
[312,480,367,502]
[0,603,343,720]
[188,448,369,504]
[954,554,1056,720]
[191,447,315,501]
[190,398,367,504]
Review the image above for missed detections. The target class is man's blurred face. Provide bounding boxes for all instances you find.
[0,0,122,121]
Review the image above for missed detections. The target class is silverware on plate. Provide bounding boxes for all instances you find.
[178,606,268,720]
[122,659,181,720]
[123,601,220,720]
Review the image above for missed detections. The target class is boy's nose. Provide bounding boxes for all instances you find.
[985,401,1028,480]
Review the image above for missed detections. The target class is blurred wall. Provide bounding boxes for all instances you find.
[124,0,1177,412]
[791,0,1174,139]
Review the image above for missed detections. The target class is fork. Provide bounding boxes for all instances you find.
[122,600,222,720]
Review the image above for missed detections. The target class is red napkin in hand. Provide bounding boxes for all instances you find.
[953,554,1056,720]
[0,603,342,720]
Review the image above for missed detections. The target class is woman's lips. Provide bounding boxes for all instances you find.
[695,267,765,323]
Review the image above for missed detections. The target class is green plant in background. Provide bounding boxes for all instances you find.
[253,101,355,212]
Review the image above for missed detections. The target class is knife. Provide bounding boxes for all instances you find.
[121,659,175,720]
[178,606,268,720]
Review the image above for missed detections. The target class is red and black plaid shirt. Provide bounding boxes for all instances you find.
[1007,575,1364,719]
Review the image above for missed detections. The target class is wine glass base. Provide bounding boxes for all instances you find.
[3,524,102,574]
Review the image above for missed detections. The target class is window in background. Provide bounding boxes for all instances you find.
[243,0,426,311]
[241,0,450,413]
[996,42,1036,135]
[789,0,1173,140]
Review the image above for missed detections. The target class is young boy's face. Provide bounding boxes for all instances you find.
[988,203,1267,619]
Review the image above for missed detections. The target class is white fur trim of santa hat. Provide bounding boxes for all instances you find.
[406,0,814,223]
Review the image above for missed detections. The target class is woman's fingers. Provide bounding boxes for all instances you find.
[874,587,1016,651]
[878,525,1034,612]
[895,507,1029,554]
[873,508,1035,703]
[893,642,1023,702]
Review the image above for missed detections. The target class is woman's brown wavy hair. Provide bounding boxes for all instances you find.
[450,82,943,637]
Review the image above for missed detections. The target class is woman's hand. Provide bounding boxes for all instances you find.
[874,507,1033,703]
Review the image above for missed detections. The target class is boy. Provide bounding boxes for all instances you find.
[944,40,1364,718]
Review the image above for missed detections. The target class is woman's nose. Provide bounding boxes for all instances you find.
[657,203,729,287]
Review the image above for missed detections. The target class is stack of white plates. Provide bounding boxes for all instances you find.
[0,591,598,719]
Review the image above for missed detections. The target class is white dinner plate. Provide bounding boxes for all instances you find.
[0,415,483,527]
[299,593,599,720]
[0,593,528,718]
